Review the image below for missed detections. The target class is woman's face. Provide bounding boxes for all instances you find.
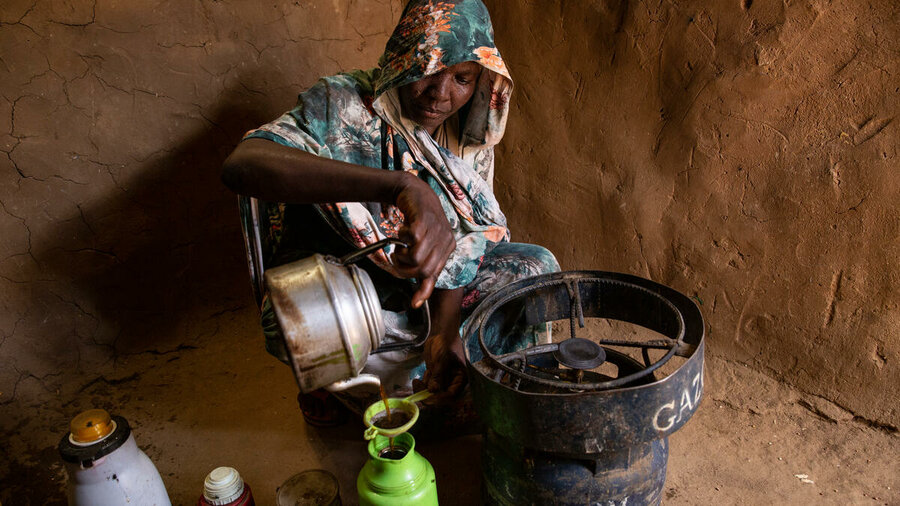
[398,61,482,135]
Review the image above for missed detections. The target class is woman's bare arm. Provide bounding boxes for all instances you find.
[421,287,467,395]
[222,138,407,204]
[221,138,456,307]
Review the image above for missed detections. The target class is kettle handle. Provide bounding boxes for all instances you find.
[373,301,430,353]
[338,237,408,266]
[338,238,432,353]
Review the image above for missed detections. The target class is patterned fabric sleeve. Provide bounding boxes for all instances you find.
[240,75,385,268]
[244,78,332,156]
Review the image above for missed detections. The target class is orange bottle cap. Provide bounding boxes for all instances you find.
[70,409,115,443]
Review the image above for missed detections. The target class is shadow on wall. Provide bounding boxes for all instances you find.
[0,72,289,506]
[32,76,273,360]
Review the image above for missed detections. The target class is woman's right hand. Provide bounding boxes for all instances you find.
[222,140,455,305]
[391,173,456,308]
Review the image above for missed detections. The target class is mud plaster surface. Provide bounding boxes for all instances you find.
[0,0,897,502]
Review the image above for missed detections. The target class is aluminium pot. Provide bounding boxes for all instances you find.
[265,239,429,393]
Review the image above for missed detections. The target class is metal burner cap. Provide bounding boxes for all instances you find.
[553,338,606,370]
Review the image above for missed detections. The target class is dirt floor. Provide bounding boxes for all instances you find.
[4,305,897,505]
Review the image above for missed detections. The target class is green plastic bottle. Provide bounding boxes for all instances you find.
[357,432,438,505]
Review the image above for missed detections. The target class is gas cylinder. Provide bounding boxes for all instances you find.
[58,409,171,506]
[357,432,437,505]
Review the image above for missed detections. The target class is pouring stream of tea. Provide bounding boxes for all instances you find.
[378,384,393,422]
[379,384,394,452]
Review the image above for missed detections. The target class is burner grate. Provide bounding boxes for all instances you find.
[477,276,688,392]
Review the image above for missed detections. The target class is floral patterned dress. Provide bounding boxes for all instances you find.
[239,0,559,406]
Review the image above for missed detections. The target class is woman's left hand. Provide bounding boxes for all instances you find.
[418,287,467,397]
[421,332,467,397]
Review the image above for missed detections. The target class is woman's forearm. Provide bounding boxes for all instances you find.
[223,137,457,306]
[428,287,464,339]
[221,137,414,204]
[421,286,467,393]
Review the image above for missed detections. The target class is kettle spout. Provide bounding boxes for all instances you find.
[325,373,381,392]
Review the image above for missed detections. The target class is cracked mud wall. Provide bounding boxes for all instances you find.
[485,0,899,427]
[0,0,896,473]
[0,0,406,470]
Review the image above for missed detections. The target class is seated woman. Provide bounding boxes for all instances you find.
[222,0,558,427]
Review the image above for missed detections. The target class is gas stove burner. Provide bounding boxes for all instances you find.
[476,274,688,392]
[553,337,606,370]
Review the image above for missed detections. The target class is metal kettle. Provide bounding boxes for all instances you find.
[264,238,430,394]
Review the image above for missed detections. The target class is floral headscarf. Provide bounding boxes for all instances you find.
[373,0,513,152]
